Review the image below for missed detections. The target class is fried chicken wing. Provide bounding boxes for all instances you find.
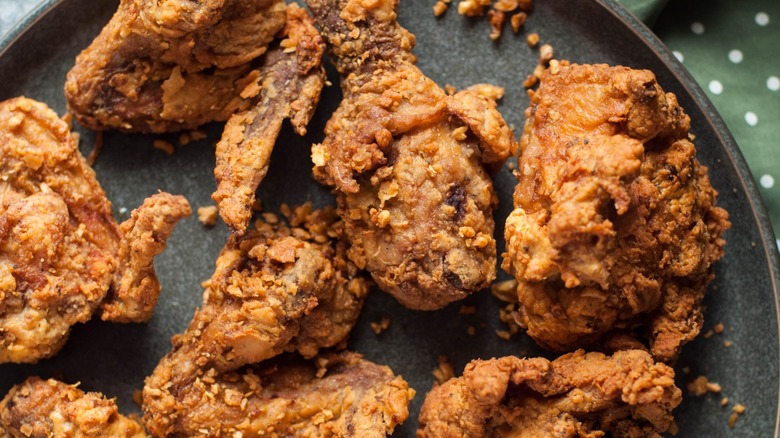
[65,0,287,133]
[0,377,147,438]
[503,63,730,361]
[306,0,516,310]
[418,349,681,437]
[0,97,190,363]
[212,4,326,235]
[143,206,414,436]
[145,351,413,437]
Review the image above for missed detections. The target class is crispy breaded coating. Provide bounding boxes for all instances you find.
[0,97,190,363]
[143,206,407,436]
[418,349,681,437]
[503,63,730,361]
[0,377,147,438]
[64,0,287,133]
[145,351,413,437]
[306,0,516,310]
[212,4,326,235]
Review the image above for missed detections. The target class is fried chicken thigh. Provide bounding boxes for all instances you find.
[143,206,413,436]
[306,0,516,310]
[418,349,681,437]
[0,377,147,438]
[503,64,730,361]
[212,4,326,235]
[65,0,287,133]
[0,97,190,363]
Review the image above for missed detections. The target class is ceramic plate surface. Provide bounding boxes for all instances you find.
[1,0,778,436]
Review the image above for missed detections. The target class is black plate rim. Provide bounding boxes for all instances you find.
[1,0,779,435]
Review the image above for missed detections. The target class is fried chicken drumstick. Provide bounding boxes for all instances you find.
[0,97,191,363]
[143,206,413,436]
[0,377,147,438]
[503,63,730,362]
[65,0,287,133]
[212,4,326,235]
[306,0,516,310]
[418,349,681,437]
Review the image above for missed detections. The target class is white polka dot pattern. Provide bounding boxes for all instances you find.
[761,174,775,189]
[728,49,743,63]
[756,12,770,26]
[691,21,705,34]
[745,112,759,127]
[709,80,723,95]
[768,76,780,92]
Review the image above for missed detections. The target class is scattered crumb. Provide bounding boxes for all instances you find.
[681,366,690,375]
[440,0,533,39]
[498,302,521,337]
[703,330,714,339]
[724,340,733,348]
[459,305,477,315]
[667,420,679,436]
[507,161,516,170]
[526,32,539,47]
[371,316,391,335]
[714,323,725,334]
[153,139,175,155]
[490,279,518,302]
[686,376,721,396]
[469,83,505,100]
[197,205,219,227]
[729,404,746,428]
[86,131,103,166]
[262,212,280,224]
[721,397,729,406]
[433,0,449,17]
[539,43,554,64]
[467,325,476,336]
[132,389,143,407]
[432,355,455,385]
[496,329,511,340]
[488,9,505,40]
[510,11,526,32]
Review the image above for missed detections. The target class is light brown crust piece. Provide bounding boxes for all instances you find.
[418,349,681,437]
[212,4,326,236]
[503,63,730,361]
[306,0,516,310]
[0,377,147,438]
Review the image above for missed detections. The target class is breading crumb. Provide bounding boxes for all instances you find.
[729,404,746,428]
[432,355,455,385]
[686,376,721,396]
[721,397,729,406]
[153,139,175,155]
[433,1,449,16]
[526,32,540,47]
[490,279,518,302]
[488,9,505,40]
[496,329,511,340]
[371,316,391,335]
[86,131,103,166]
[510,11,527,32]
[467,325,476,335]
[198,206,219,227]
[459,305,476,315]
[714,323,725,333]
[724,340,733,347]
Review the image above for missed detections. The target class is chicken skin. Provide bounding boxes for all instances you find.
[65,0,287,133]
[503,63,730,362]
[0,97,190,363]
[212,4,326,235]
[306,0,516,310]
[145,351,413,438]
[418,349,681,437]
[0,377,147,438]
[143,206,413,436]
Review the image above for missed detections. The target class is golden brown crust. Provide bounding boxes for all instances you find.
[99,192,192,323]
[0,377,147,438]
[212,4,326,235]
[306,0,516,310]
[64,0,287,133]
[502,63,730,361]
[142,206,409,436]
[418,349,681,438]
[0,97,188,363]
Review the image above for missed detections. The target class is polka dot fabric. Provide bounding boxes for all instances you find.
[625,0,780,238]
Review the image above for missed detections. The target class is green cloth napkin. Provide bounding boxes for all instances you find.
[619,0,780,242]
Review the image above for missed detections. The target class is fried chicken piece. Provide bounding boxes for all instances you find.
[418,349,681,437]
[143,206,410,436]
[0,377,147,438]
[503,63,730,362]
[144,351,413,437]
[306,0,516,310]
[65,0,287,133]
[212,4,326,235]
[0,97,190,363]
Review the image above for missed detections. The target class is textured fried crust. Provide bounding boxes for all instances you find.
[64,0,287,133]
[212,4,326,235]
[145,351,413,438]
[418,349,681,437]
[143,205,392,436]
[503,63,730,362]
[100,193,192,323]
[0,377,147,438]
[0,97,189,363]
[306,0,516,310]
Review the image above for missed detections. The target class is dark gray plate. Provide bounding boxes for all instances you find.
[1,0,778,436]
